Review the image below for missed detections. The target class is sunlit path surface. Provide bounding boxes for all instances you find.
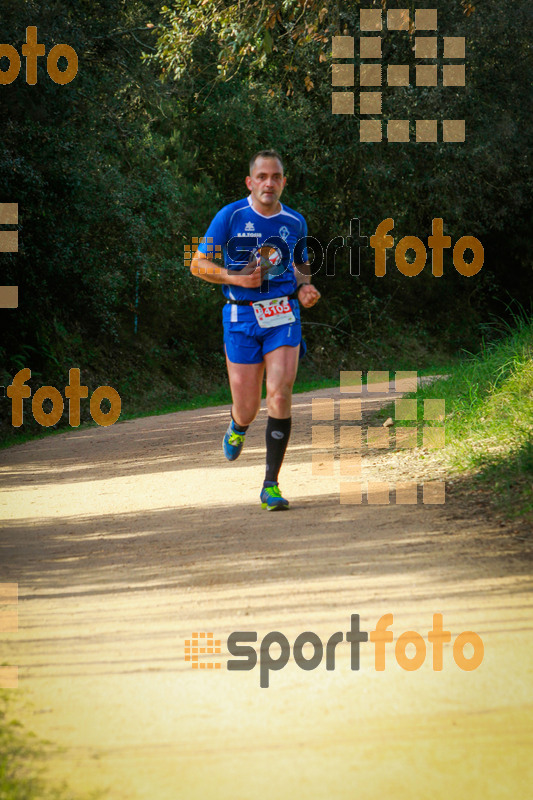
[1,386,532,800]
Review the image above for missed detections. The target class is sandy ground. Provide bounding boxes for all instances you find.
[1,383,532,800]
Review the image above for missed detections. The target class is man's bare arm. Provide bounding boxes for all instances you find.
[190,250,262,289]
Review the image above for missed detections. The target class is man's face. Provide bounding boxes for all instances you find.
[245,157,286,210]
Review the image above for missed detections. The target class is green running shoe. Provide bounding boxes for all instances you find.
[260,483,289,511]
[223,420,246,461]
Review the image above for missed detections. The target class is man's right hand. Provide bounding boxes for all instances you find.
[230,262,263,289]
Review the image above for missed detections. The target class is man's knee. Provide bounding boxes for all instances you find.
[267,383,291,401]
[266,383,293,412]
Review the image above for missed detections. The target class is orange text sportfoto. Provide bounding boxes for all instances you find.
[6,369,121,427]
[0,27,78,85]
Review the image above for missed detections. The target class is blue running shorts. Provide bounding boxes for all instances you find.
[223,300,306,364]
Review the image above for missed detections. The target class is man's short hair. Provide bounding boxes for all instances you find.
[249,149,284,175]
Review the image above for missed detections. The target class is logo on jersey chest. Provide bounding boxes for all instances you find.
[251,244,284,278]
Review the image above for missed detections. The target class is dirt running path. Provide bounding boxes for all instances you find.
[1,384,532,800]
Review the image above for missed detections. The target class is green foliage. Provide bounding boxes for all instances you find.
[0,689,103,799]
[0,0,531,429]
[147,0,532,361]
[0,0,215,380]
[397,310,533,518]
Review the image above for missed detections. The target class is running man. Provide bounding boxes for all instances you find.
[190,150,320,510]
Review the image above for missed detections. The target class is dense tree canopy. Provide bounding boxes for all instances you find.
[1,0,531,418]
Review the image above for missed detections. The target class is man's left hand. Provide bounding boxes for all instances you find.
[298,284,321,308]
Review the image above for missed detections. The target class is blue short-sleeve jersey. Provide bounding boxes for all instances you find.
[196,195,309,302]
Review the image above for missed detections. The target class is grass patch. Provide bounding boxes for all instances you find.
[376,313,533,520]
[0,688,103,799]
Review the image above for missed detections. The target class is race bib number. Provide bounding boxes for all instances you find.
[252,296,296,328]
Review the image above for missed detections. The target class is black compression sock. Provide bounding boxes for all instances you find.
[264,416,292,484]
[231,413,248,434]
